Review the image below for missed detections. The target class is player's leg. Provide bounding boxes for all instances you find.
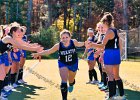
[59,67,68,100]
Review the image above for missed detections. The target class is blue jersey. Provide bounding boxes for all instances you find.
[21,35,27,58]
[105,28,119,49]
[0,40,12,53]
[104,28,121,65]
[58,40,78,65]
[0,40,12,66]
[22,35,27,42]
[87,36,95,61]
[97,33,105,44]
[87,36,95,52]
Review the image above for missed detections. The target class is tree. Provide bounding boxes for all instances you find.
[95,0,115,12]
[27,0,33,34]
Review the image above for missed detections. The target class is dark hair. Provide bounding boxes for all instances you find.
[100,12,114,27]
[20,28,23,32]
[9,26,19,37]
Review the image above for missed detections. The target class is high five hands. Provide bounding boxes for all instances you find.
[85,41,93,49]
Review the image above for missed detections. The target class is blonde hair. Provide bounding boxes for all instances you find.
[96,22,103,31]
[0,25,3,39]
[60,29,72,37]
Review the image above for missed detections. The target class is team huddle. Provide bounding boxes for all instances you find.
[0,12,125,100]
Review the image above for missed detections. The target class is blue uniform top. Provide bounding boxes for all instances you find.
[0,40,12,54]
[105,28,119,50]
[97,34,105,44]
[58,40,78,65]
[87,36,95,52]
[22,35,27,42]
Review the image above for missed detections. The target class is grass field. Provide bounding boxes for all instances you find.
[8,60,140,100]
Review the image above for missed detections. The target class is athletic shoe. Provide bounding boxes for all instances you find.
[18,79,27,84]
[1,91,8,98]
[12,83,20,88]
[98,83,104,89]
[100,86,108,91]
[90,80,99,84]
[86,80,91,84]
[68,85,74,93]
[1,90,12,98]
[0,96,8,100]
[98,82,103,86]
[3,86,13,92]
[114,95,126,100]
[104,88,109,92]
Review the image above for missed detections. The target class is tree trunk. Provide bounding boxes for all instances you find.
[27,0,33,34]
[63,0,68,29]
[73,2,76,32]
[46,0,52,27]
[67,2,71,30]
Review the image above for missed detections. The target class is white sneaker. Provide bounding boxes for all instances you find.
[0,96,8,100]
[98,83,104,89]
[90,80,99,84]
[114,95,126,100]
[12,83,19,88]
[3,86,13,92]
[18,79,26,84]
[98,82,103,86]
[1,92,7,98]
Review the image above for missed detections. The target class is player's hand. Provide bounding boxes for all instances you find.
[31,53,40,59]
[34,45,44,53]
[94,53,99,58]
[82,54,86,59]
[85,41,92,49]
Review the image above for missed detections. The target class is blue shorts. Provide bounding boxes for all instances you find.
[21,50,26,58]
[87,52,94,61]
[0,53,11,67]
[11,51,21,62]
[58,60,78,72]
[104,49,121,65]
[87,49,94,61]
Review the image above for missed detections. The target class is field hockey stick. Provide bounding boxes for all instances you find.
[23,56,41,78]
[15,62,21,82]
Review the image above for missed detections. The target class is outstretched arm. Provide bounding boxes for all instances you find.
[17,39,40,47]
[82,48,88,59]
[32,43,59,58]
[86,30,113,49]
[2,36,42,52]
[73,39,85,47]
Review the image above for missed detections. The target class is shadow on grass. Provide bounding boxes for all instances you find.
[8,84,140,100]
[125,89,140,100]
[8,84,46,100]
